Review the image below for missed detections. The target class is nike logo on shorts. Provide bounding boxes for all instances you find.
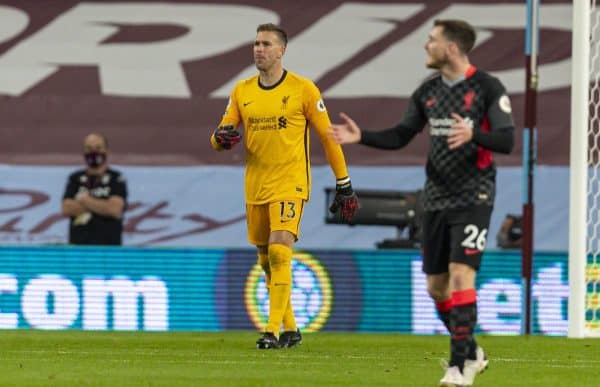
[464,248,480,256]
[243,101,254,107]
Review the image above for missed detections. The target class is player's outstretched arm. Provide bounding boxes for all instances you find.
[328,112,362,144]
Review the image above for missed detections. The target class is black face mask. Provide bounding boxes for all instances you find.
[84,151,107,168]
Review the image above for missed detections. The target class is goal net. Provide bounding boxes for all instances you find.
[569,0,600,338]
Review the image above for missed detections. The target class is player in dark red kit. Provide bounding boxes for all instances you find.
[329,19,514,386]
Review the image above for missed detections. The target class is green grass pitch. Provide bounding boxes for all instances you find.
[0,330,597,386]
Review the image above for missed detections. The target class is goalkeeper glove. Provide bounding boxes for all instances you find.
[213,125,241,150]
[329,176,359,223]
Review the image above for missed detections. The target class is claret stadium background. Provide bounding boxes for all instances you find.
[0,0,576,335]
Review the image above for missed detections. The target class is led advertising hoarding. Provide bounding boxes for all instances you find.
[0,247,568,335]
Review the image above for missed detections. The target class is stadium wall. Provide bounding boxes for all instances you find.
[0,246,570,335]
[0,165,569,251]
[0,0,572,166]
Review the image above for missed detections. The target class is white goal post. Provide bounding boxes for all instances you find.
[569,0,600,338]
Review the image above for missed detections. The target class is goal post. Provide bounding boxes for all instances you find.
[569,0,599,338]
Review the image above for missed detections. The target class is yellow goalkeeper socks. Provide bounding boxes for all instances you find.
[258,251,296,332]
[282,297,297,332]
[258,252,271,291]
[266,244,292,336]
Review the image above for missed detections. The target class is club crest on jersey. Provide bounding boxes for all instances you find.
[463,90,476,111]
[317,98,326,112]
[281,95,290,110]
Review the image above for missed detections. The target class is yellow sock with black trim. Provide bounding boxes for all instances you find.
[266,243,292,336]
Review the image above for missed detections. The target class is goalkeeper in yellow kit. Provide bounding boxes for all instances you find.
[210,23,358,349]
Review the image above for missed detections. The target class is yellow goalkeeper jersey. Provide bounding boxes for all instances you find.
[212,70,349,204]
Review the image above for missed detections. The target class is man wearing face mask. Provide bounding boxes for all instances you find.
[61,133,128,245]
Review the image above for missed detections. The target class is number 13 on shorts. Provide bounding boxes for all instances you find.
[279,200,297,221]
[269,198,305,236]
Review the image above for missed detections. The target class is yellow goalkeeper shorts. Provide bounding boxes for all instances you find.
[246,198,305,246]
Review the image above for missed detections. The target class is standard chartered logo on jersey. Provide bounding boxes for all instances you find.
[248,116,287,131]
[244,252,332,332]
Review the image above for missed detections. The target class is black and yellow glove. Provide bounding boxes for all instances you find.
[213,125,241,150]
[329,176,359,223]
